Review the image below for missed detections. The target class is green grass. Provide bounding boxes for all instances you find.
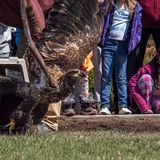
[0,132,160,160]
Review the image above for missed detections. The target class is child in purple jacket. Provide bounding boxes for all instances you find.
[99,0,142,115]
[129,47,160,114]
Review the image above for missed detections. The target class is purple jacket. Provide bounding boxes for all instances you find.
[100,2,142,54]
[128,59,156,113]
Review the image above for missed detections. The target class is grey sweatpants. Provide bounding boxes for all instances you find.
[92,46,102,102]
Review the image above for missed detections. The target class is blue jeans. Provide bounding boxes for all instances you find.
[101,39,128,109]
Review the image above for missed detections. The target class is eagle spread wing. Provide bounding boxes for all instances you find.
[37,0,103,83]
[3,0,103,133]
[30,0,103,128]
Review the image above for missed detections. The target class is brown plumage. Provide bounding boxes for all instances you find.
[1,0,103,133]
[37,0,103,83]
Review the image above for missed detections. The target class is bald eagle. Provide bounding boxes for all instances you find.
[1,0,103,133]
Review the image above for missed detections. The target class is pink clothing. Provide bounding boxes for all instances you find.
[137,74,160,113]
[128,58,156,113]
[138,74,153,108]
[152,85,160,96]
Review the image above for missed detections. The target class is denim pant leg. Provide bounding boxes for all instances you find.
[115,43,128,108]
[101,41,115,108]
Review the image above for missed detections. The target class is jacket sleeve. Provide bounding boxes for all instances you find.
[27,0,45,32]
[26,0,53,39]
[128,3,142,54]
[128,67,152,113]
[38,0,54,12]
[99,0,110,15]
[99,0,107,8]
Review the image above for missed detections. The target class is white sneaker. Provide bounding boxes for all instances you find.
[99,107,111,115]
[119,107,132,115]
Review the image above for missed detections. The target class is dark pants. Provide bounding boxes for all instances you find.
[127,28,160,81]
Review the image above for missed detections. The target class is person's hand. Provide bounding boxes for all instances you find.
[97,0,105,4]
[143,109,153,114]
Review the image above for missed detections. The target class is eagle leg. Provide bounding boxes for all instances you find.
[7,96,40,134]
[25,111,37,134]
[5,118,16,134]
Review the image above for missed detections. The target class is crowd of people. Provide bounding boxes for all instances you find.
[0,0,160,119]
[61,0,160,116]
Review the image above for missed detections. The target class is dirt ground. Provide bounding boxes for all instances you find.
[58,115,160,133]
[1,95,160,134]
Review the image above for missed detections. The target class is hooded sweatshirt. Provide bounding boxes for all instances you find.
[138,0,160,28]
[129,58,156,113]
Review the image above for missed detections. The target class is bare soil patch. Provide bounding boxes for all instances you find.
[57,115,160,133]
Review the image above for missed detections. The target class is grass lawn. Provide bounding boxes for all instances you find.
[0,131,160,160]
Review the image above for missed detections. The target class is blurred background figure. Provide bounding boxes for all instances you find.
[61,51,98,116]
[92,45,102,110]
[0,23,16,57]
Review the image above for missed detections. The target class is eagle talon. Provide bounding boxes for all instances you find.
[5,119,15,134]
[26,124,37,134]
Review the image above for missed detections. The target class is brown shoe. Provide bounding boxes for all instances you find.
[80,103,97,115]
[62,104,75,116]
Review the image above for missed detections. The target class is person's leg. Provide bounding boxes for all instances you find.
[79,71,89,98]
[79,71,97,115]
[71,80,81,114]
[152,28,160,49]
[111,68,118,114]
[100,39,115,114]
[115,42,131,114]
[127,28,151,80]
[138,74,153,113]
[92,46,102,103]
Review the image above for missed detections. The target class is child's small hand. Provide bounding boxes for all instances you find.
[143,109,153,114]
[97,0,105,3]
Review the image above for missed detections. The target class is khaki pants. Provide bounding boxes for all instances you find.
[42,101,61,131]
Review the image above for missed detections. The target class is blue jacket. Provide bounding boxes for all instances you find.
[100,1,142,54]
